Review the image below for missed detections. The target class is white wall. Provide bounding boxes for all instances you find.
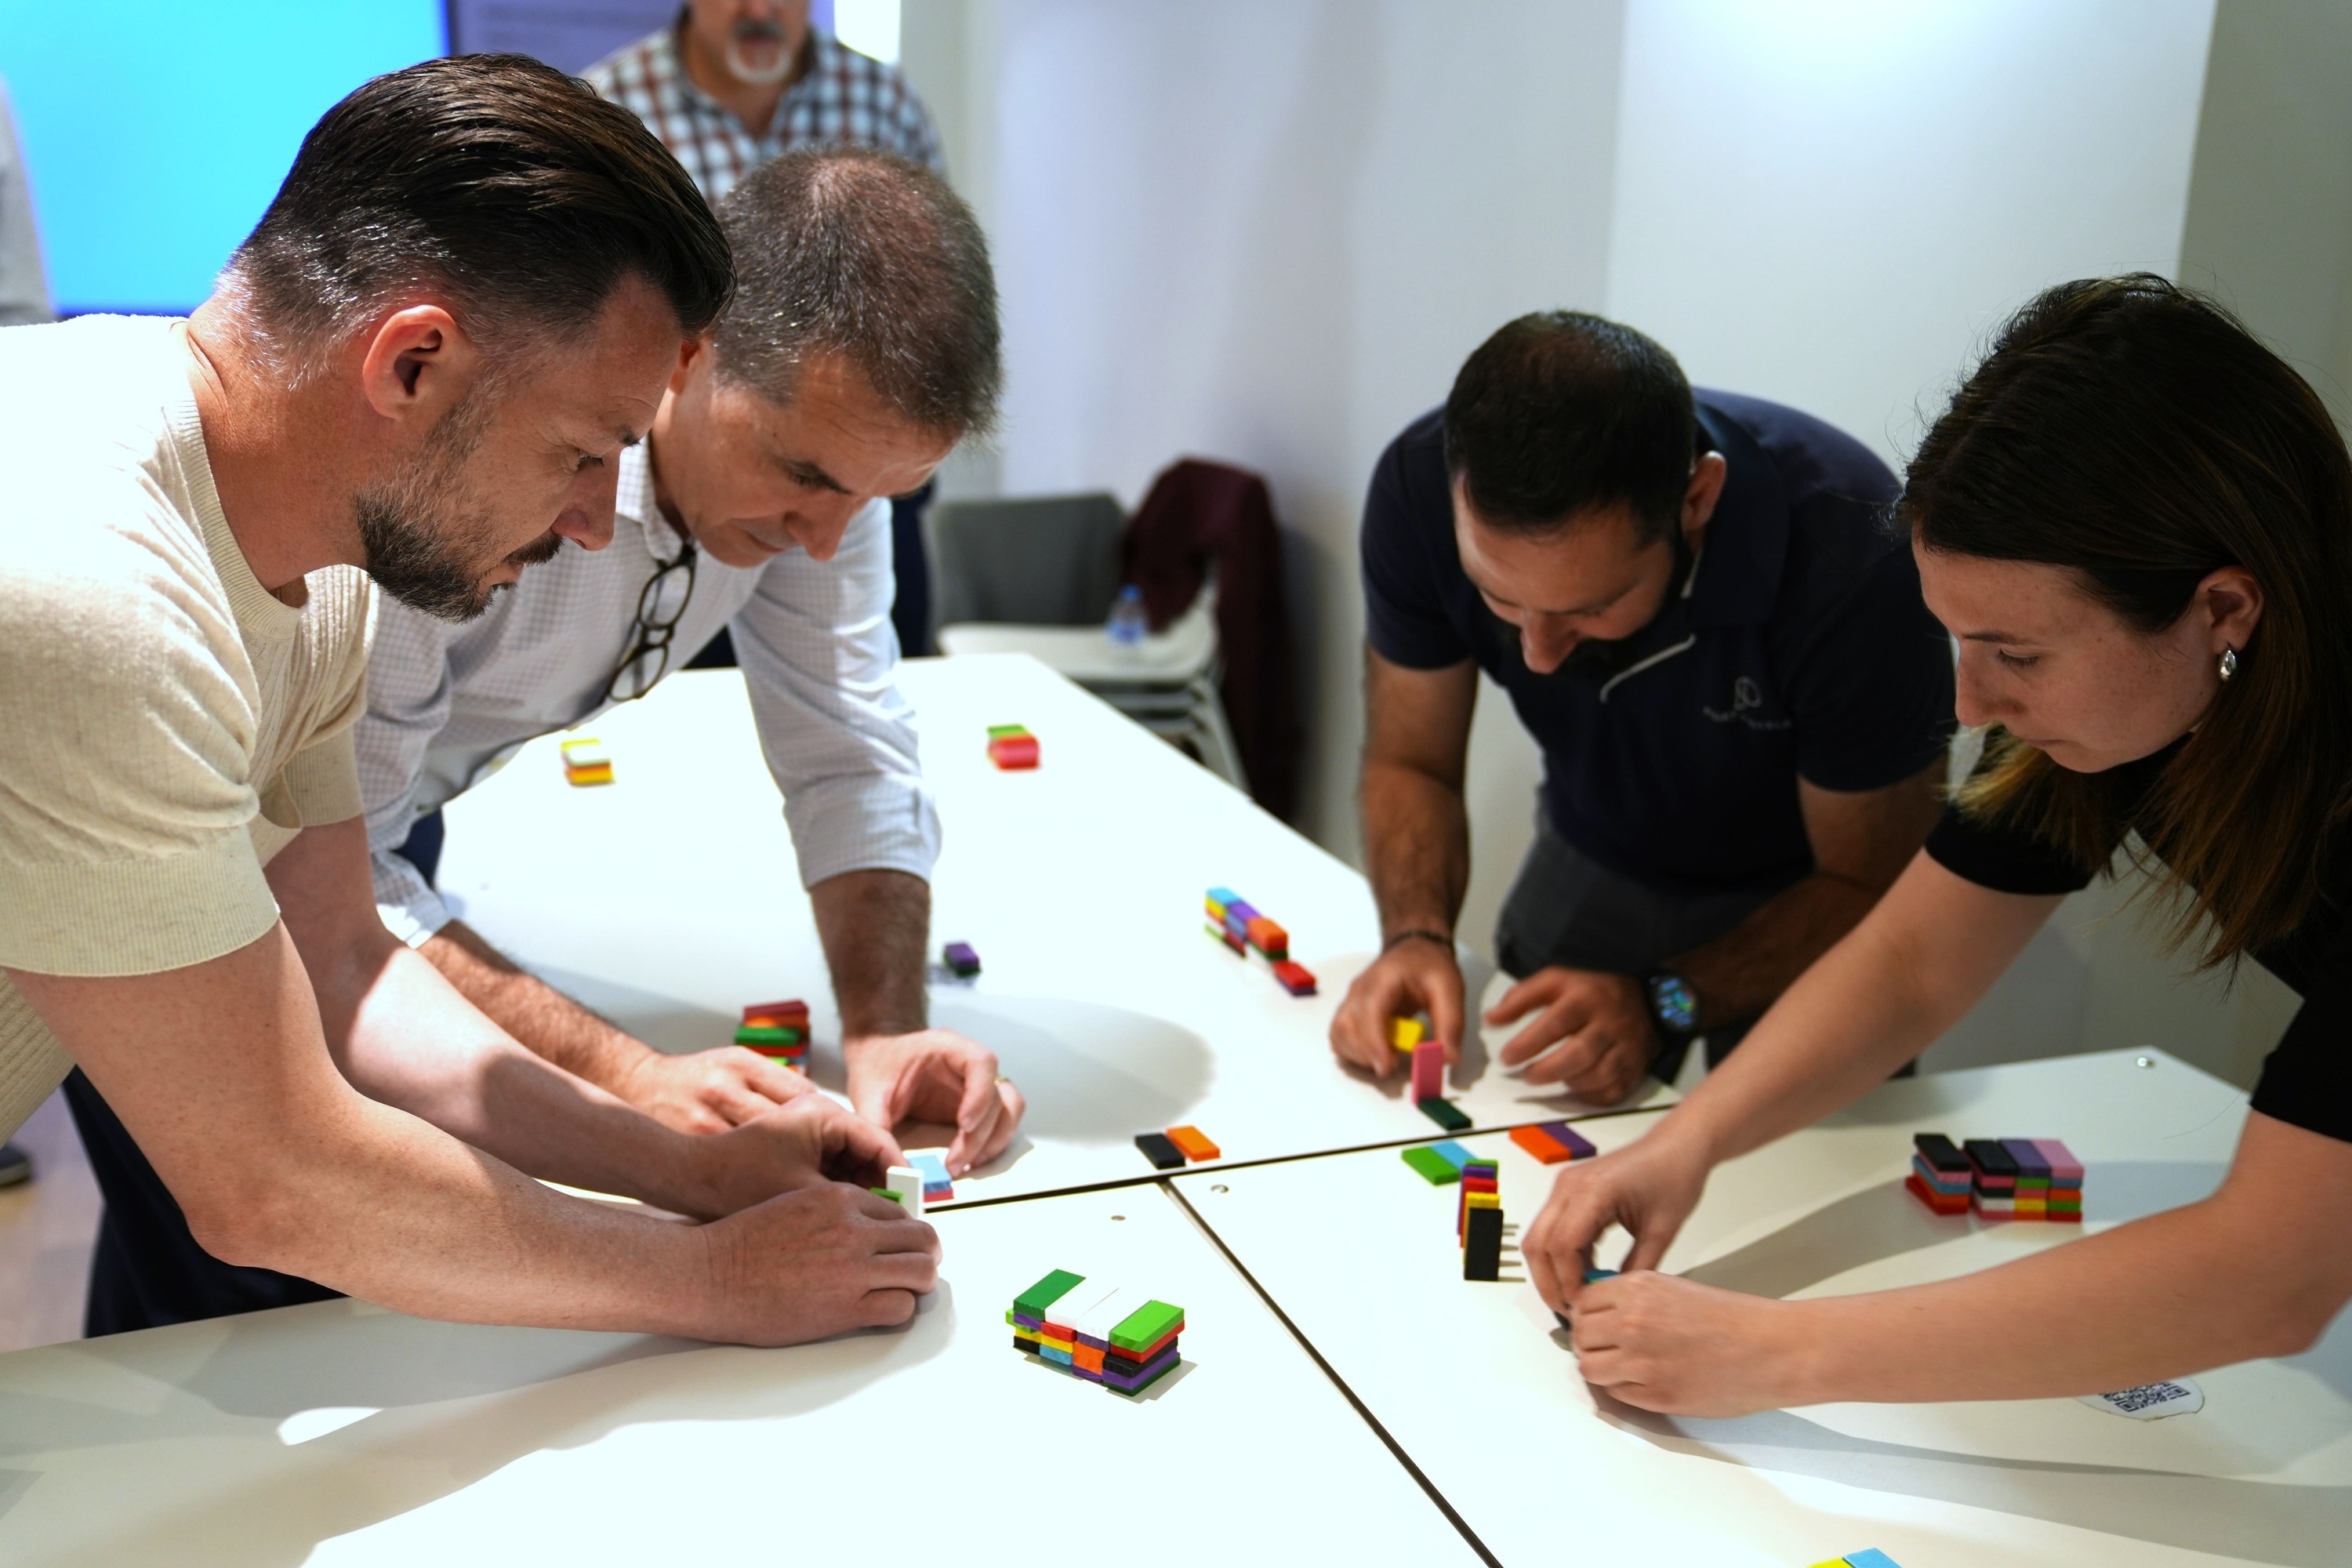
[945,0,1625,902]
[1604,0,2216,470]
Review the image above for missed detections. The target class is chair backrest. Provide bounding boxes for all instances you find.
[925,492,1127,630]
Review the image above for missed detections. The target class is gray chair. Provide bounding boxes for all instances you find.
[924,492,1126,630]
[928,492,1249,792]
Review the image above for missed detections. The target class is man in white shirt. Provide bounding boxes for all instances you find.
[8,56,937,1343]
[360,147,1020,1161]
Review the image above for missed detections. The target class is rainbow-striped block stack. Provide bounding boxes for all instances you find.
[560,736,612,786]
[1010,1269,1185,1396]
[1203,886,1317,996]
[736,999,810,1071]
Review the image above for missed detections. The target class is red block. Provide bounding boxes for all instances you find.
[1271,960,1318,996]
[1905,1173,1970,1214]
[1410,1040,1443,1101]
[988,735,1040,769]
[742,1000,809,1024]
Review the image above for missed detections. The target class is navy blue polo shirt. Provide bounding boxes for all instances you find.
[1361,390,1955,897]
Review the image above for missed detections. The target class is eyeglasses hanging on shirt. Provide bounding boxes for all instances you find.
[602,543,699,704]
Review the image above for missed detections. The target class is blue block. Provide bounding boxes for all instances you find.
[909,1152,950,1185]
[1842,1551,1903,1568]
[1583,1267,1618,1285]
[1041,1345,1074,1367]
[1428,1139,1475,1173]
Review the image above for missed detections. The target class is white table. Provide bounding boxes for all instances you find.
[436,655,1669,1207]
[1172,1049,2352,1568]
[0,1182,1486,1566]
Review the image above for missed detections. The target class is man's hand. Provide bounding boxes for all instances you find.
[1567,1270,1806,1417]
[1487,967,1657,1104]
[1330,938,1466,1076]
[699,1182,943,1345]
[692,1093,909,1218]
[844,1027,1023,1178]
[619,1044,818,1135]
[1522,1125,1711,1316]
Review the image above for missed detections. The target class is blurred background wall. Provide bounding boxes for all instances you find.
[3,0,2342,1084]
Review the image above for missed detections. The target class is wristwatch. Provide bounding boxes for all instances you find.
[1643,971,1701,1040]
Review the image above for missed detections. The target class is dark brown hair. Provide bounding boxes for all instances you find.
[1904,274,2352,961]
[225,54,731,372]
[712,147,1000,436]
[1443,311,1696,543]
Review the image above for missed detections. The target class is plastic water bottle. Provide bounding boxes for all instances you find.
[1105,583,1148,647]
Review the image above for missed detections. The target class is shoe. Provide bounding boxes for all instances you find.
[0,1142,31,1187]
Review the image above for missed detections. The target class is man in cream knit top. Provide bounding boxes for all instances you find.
[0,315,372,1136]
[0,57,941,1344]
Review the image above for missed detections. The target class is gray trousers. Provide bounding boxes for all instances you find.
[1493,816,1793,1080]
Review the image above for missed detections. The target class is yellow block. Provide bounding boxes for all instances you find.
[1388,1016,1426,1051]
[1465,1191,1500,1210]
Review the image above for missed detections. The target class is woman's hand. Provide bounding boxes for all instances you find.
[1522,1123,1714,1314]
[1569,1271,1813,1416]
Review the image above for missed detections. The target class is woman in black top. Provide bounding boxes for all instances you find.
[1524,275,2352,1414]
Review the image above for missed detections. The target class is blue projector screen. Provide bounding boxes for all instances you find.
[0,2,447,315]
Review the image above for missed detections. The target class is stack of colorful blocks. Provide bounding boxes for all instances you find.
[1134,1123,1221,1171]
[1457,1156,1503,1281]
[908,1151,953,1205]
[560,736,612,786]
[1399,1138,1479,1184]
[736,999,809,1071]
[1907,1134,1973,1214]
[1203,886,1318,996]
[986,724,1040,769]
[1907,1134,2083,1221]
[1010,1270,1186,1396]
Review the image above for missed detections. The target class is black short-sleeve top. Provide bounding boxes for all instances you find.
[1925,751,2352,1143]
[1360,391,1955,898]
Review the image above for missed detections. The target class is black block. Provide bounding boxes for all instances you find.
[1464,1205,1504,1281]
[1134,1132,1185,1171]
[1913,1133,1970,1174]
[1962,1138,2018,1178]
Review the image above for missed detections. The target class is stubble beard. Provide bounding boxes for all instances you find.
[354,391,562,622]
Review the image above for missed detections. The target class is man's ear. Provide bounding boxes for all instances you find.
[670,332,710,397]
[358,304,475,425]
[1682,451,1729,534]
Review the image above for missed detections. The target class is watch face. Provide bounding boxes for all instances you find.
[1649,974,1699,1036]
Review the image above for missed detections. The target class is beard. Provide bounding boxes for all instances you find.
[724,19,797,85]
[354,392,563,622]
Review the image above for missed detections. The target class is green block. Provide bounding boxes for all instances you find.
[735,1024,804,1045]
[1417,1097,1472,1132]
[1108,1298,1183,1352]
[1400,1146,1461,1185]
[1013,1269,1087,1318]
[869,1187,906,1207]
[986,724,1030,739]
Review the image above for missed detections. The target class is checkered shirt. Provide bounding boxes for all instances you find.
[584,20,943,205]
[358,444,938,945]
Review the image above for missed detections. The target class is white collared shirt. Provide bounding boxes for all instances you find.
[358,443,937,944]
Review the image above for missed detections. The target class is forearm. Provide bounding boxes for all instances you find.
[248,1087,717,1334]
[1670,872,1879,1027]
[1361,759,1469,938]
[420,919,658,1096]
[811,868,929,1041]
[1787,1180,2343,1402]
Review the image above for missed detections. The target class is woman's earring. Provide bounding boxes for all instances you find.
[2219,647,2238,681]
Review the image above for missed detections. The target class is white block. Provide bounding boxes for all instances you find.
[883,1166,925,1216]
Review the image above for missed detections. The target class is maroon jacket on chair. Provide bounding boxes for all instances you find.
[1121,459,1301,822]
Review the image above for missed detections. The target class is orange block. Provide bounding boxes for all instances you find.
[1243,916,1287,954]
[1165,1125,1221,1162]
[1511,1124,1572,1164]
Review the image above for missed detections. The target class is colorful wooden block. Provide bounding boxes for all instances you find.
[1537,1120,1597,1160]
[1134,1131,1185,1171]
[1243,916,1287,956]
[1271,960,1318,996]
[1014,1269,1087,1319]
[1164,1125,1221,1162]
[1410,1039,1444,1101]
[1511,1124,1571,1163]
[1388,1016,1427,1051]
[942,941,981,977]
[1416,1096,1471,1132]
[1463,1205,1504,1281]
[987,731,1040,768]
[1401,1145,1460,1184]
[882,1166,925,1217]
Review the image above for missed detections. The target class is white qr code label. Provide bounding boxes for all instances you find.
[2078,1378,2204,1419]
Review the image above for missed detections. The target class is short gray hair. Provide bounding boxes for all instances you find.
[711,147,1000,436]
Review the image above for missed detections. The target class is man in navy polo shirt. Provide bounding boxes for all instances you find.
[1330,312,1953,1105]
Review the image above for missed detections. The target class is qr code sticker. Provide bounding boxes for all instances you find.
[2078,1378,2204,1419]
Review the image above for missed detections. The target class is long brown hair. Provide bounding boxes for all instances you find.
[1902,274,2352,963]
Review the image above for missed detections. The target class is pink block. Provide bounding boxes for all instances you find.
[1410,1040,1444,1101]
[2031,1138,2085,1183]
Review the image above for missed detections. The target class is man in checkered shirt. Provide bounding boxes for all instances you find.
[585,1,944,204]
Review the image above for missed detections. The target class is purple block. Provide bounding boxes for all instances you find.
[1102,1344,1181,1392]
[942,941,980,976]
[1539,1120,1596,1160]
[2001,1138,2051,1181]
